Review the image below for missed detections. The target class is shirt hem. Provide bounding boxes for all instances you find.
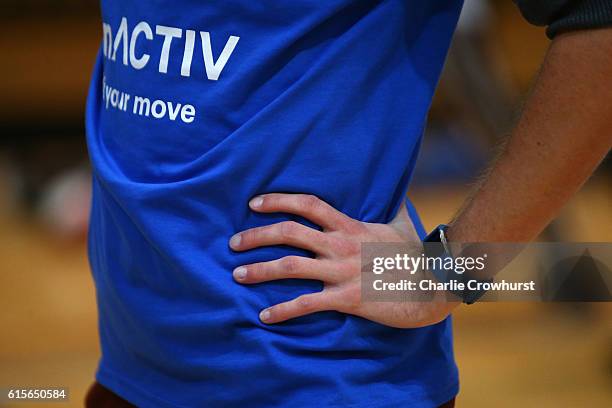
[96,365,459,408]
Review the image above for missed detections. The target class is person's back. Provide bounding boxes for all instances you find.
[87,1,463,406]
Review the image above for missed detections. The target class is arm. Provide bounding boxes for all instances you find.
[448,28,612,243]
[229,28,612,328]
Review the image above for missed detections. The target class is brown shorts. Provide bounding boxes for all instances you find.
[85,382,456,407]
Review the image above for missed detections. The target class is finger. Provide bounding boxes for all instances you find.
[259,292,331,324]
[230,221,330,254]
[249,193,354,231]
[233,256,338,284]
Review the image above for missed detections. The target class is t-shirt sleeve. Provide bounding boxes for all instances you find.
[514,0,612,38]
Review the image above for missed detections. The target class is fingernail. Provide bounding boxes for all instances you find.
[233,266,247,281]
[229,234,241,249]
[259,309,271,322]
[250,196,264,208]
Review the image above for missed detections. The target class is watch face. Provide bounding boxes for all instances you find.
[425,224,447,242]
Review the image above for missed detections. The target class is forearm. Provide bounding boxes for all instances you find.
[448,28,612,243]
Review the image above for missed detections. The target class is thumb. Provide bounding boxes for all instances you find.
[389,201,420,241]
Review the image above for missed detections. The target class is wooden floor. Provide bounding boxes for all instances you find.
[0,180,610,407]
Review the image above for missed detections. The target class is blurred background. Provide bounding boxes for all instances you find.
[0,0,610,407]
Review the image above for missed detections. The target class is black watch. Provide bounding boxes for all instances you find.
[423,224,488,304]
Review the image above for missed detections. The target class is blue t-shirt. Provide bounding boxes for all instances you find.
[86,1,463,407]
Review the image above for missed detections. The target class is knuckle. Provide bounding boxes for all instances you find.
[249,263,264,280]
[299,194,320,211]
[296,295,316,312]
[240,229,254,245]
[335,260,358,280]
[263,194,277,207]
[248,226,269,244]
[279,221,299,238]
[345,220,368,235]
[333,237,361,257]
[281,256,300,276]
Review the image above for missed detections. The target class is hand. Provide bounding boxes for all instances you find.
[229,193,458,328]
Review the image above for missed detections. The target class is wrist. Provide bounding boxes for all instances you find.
[423,224,490,304]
